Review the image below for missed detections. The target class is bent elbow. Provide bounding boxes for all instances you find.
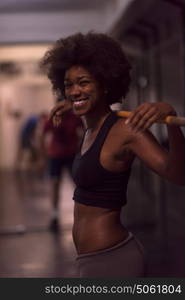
[167,173,185,186]
[163,163,185,186]
[170,180,185,186]
[174,178,185,186]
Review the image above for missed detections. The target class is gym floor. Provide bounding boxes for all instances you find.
[0,168,185,278]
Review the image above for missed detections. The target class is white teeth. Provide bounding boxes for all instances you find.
[73,99,88,107]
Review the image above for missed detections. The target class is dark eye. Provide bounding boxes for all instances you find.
[79,80,90,87]
[64,82,72,89]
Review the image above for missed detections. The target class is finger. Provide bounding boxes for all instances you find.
[125,104,152,125]
[53,115,62,127]
[126,107,151,128]
[140,114,161,131]
[49,104,64,119]
[134,109,161,131]
[54,120,61,127]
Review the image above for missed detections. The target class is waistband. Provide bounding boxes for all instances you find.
[76,231,134,260]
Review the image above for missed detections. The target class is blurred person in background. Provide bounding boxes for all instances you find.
[16,114,40,171]
[40,98,82,232]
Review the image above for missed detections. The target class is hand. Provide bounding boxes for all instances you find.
[125,102,177,132]
[49,100,72,127]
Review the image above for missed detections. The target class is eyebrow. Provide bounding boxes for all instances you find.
[64,75,91,81]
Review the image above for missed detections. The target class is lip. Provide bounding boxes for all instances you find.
[72,98,89,110]
[72,97,88,102]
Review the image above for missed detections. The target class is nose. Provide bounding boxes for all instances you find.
[68,84,81,99]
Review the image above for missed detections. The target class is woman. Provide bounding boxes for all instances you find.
[41,32,185,277]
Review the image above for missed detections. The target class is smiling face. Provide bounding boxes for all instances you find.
[64,65,106,116]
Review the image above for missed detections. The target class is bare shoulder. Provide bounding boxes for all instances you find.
[113,117,136,144]
[106,117,136,155]
[115,117,155,140]
[101,116,136,171]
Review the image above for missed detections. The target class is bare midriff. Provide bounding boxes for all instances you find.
[72,202,129,254]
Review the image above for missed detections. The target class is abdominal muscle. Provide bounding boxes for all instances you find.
[72,202,129,254]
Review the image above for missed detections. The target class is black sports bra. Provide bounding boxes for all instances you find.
[72,112,131,209]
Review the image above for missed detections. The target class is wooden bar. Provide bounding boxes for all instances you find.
[116,111,185,126]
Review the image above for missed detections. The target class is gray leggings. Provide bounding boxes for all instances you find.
[76,232,146,278]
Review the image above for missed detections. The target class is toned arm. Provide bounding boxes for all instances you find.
[126,126,185,186]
